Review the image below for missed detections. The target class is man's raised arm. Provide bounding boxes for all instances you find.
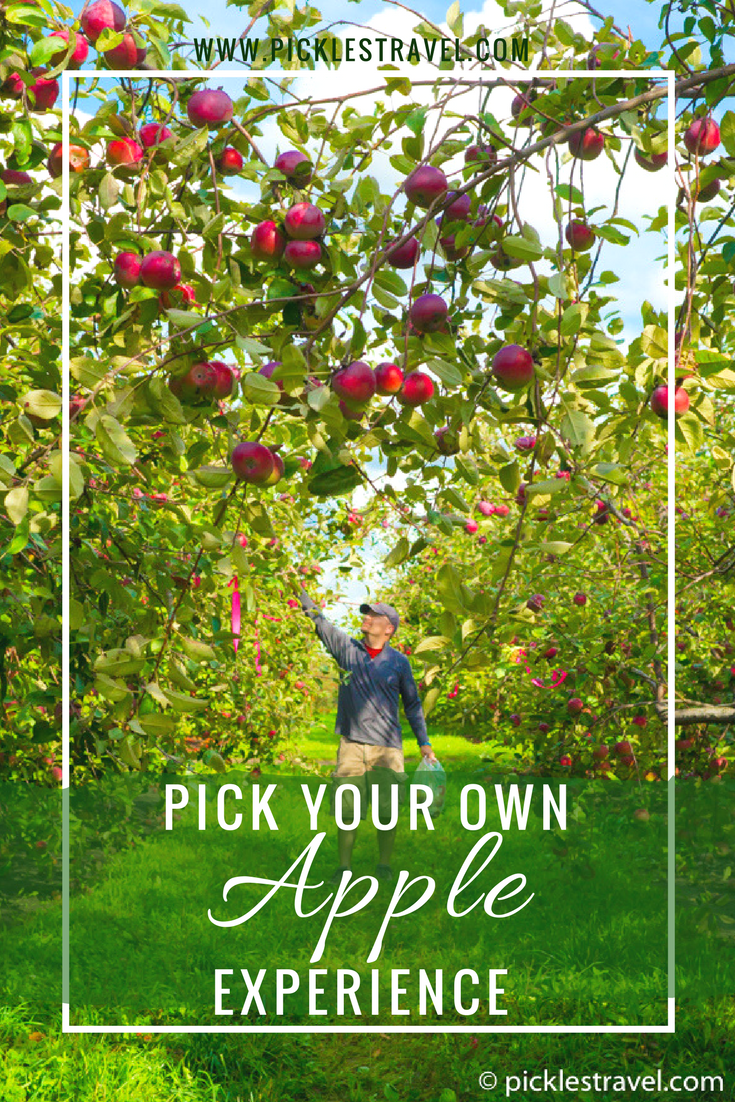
[299,586,357,669]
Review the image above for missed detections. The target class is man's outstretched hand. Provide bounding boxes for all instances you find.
[420,745,438,763]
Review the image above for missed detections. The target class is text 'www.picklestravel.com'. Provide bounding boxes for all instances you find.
[481,1069,726,1096]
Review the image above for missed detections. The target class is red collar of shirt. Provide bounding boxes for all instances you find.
[364,644,384,658]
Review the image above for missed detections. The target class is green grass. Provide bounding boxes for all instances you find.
[1,718,734,1100]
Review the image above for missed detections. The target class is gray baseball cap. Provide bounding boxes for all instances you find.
[360,601,400,632]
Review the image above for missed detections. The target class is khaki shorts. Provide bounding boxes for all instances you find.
[330,737,408,822]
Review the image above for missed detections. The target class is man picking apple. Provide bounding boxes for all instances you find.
[299,587,436,883]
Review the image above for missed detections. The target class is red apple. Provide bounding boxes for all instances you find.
[209,361,235,398]
[694,177,721,203]
[187,88,233,128]
[494,503,510,517]
[339,400,363,421]
[592,745,609,760]
[543,646,558,659]
[6,68,59,110]
[568,127,605,161]
[80,0,126,43]
[511,92,536,124]
[409,293,448,334]
[158,282,197,309]
[284,240,321,269]
[634,148,667,172]
[47,142,90,178]
[251,220,285,262]
[565,221,595,251]
[140,250,181,291]
[275,149,312,184]
[217,147,243,174]
[284,202,325,240]
[465,143,497,165]
[465,519,478,535]
[510,713,521,726]
[259,361,284,394]
[169,362,216,401]
[139,122,174,151]
[435,426,459,455]
[441,191,471,221]
[113,251,142,288]
[386,236,419,269]
[231,441,275,484]
[439,234,469,262]
[1,169,33,187]
[106,137,144,168]
[332,361,376,405]
[527,594,544,612]
[567,697,583,716]
[538,722,550,734]
[47,28,89,69]
[683,116,720,157]
[650,385,689,419]
[375,362,404,395]
[404,165,448,208]
[573,591,587,606]
[477,501,494,517]
[593,500,610,525]
[614,740,633,756]
[264,452,286,485]
[491,344,534,391]
[104,33,146,69]
[397,372,434,407]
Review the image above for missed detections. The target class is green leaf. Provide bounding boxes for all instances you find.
[96,415,138,467]
[384,537,410,568]
[165,689,209,713]
[446,0,463,35]
[11,119,32,164]
[5,487,28,526]
[422,686,442,716]
[555,183,584,204]
[501,235,543,261]
[242,371,282,406]
[675,413,704,455]
[593,462,628,485]
[138,713,177,737]
[30,34,68,67]
[572,364,618,387]
[560,304,583,336]
[20,390,61,419]
[99,173,121,211]
[498,460,520,494]
[719,111,735,157]
[190,465,232,489]
[308,465,363,497]
[641,325,668,360]
[561,409,595,448]
[425,357,463,387]
[166,309,203,329]
[526,479,568,497]
[180,637,216,662]
[539,541,573,556]
[414,636,452,653]
[7,204,36,223]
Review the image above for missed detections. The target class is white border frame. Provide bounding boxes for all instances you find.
[61,66,677,1034]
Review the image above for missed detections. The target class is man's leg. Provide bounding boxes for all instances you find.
[376,823,397,866]
[338,826,358,869]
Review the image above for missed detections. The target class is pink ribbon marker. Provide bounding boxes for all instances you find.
[228,576,241,657]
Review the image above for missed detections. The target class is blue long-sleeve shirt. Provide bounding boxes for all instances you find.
[300,591,430,749]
